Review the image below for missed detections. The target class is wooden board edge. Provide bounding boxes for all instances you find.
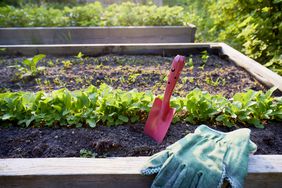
[0,26,197,45]
[219,43,282,91]
[0,155,281,188]
[0,26,196,30]
[0,43,218,56]
[0,43,217,48]
[0,155,281,175]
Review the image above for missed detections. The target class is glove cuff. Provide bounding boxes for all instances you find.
[141,166,162,175]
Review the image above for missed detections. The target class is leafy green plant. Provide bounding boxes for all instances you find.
[80,149,97,158]
[75,77,83,84]
[62,60,72,69]
[215,88,279,128]
[101,2,187,26]
[199,50,209,70]
[53,77,63,86]
[47,60,54,67]
[182,76,194,84]
[15,54,46,78]
[164,0,281,76]
[183,89,227,124]
[0,84,281,128]
[76,52,84,59]
[0,2,190,27]
[187,55,194,72]
[128,73,140,83]
[65,2,102,26]
[0,5,68,27]
[188,77,194,83]
[205,76,226,87]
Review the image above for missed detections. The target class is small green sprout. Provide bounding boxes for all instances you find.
[80,149,97,158]
[199,51,209,70]
[76,52,84,59]
[62,60,72,69]
[205,76,226,87]
[16,54,46,78]
[188,55,194,72]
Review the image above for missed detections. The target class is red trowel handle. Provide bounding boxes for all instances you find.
[161,55,185,119]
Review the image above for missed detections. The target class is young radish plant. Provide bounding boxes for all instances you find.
[14,54,46,78]
[0,84,280,128]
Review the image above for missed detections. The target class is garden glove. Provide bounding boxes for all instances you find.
[141,124,257,188]
[194,125,257,188]
[220,126,257,188]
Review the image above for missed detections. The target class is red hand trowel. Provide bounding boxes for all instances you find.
[144,55,185,143]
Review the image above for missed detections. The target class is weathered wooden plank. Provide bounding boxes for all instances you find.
[0,155,281,188]
[0,26,196,45]
[0,175,154,188]
[0,43,217,56]
[219,43,282,91]
[244,155,282,188]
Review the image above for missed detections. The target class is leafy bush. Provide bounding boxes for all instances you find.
[207,0,282,75]
[101,2,186,26]
[0,2,189,27]
[164,0,282,75]
[0,0,78,7]
[64,2,103,26]
[0,84,281,128]
[1,1,281,74]
[0,5,68,27]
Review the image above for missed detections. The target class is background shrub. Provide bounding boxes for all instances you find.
[0,0,281,75]
[0,2,189,27]
[164,0,282,75]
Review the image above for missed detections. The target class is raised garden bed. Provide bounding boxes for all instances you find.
[0,43,281,187]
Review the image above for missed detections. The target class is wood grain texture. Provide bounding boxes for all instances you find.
[0,26,196,45]
[219,43,282,91]
[0,43,218,56]
[0,155,281,188]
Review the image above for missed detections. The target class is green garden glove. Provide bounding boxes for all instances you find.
[141,125,257,188]
[221,126,257,188]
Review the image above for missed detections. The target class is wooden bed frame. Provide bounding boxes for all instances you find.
[0,42,281,187]
[0,156,281,188]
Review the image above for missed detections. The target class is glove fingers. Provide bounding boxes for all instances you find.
[190,171,204,188]
[176,167,198,188]
[141,150,169,175]
[171,166,189,188]
[151,156,179,188]
[248,140,257,153]
[166,163,185,188]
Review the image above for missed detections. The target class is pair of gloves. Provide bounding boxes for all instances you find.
[141,125,257,188]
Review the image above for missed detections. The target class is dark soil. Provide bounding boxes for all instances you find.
[0,122,281,158]
[0,53,280,158]
[0,54,267,98]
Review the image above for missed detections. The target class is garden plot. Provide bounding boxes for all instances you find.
[0,43,282,188]
[0,51,281,158]
[0,53,267,97]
